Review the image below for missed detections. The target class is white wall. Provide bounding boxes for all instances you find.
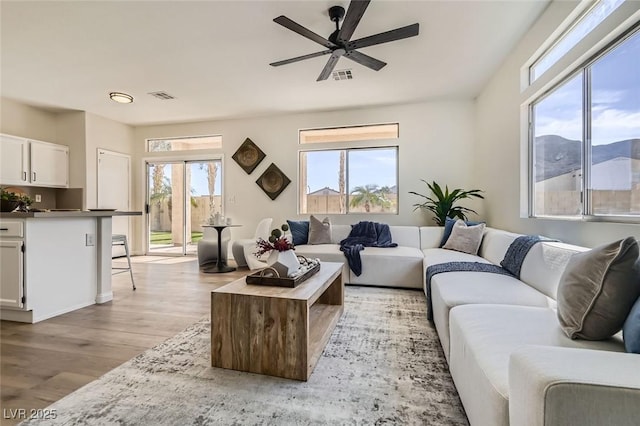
[1,97,57,141]
[56,112,86,197]
[134,100,479,248]
[475,1,640,248]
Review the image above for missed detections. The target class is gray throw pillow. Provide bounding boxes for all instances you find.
[557,237,640,340]
[308,215,331,244]
[442,220,485,255]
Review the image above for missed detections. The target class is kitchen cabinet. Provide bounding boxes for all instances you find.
[0,134,29,186]
[0,133,69,188]
[0,221,24,309]
[30,140,69,187]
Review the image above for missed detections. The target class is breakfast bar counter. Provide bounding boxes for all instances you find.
[0,211,141,323]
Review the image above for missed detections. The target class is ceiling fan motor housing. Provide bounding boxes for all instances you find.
[328,6,345,45]
[328,6,345,22]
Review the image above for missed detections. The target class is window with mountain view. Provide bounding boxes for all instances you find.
[299,147,398,215]
[531,27,640,218]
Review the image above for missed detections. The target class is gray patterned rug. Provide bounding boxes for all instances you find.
[24,286,468,425]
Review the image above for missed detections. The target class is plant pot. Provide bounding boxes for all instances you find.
[267,249,300,278]
[0,200,20,212]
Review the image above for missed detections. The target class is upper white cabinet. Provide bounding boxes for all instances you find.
[0,134,29,185]
[0,134,69,188]
[30,140,69,187]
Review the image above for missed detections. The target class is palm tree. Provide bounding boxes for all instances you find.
[350,184,388,213]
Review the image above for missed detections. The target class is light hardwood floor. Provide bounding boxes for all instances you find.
[0,257,246,426]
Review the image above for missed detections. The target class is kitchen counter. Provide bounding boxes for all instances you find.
[0,212,141,323]
[0,210,141,218]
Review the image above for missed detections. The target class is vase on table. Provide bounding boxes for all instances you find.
[267,249,300,278]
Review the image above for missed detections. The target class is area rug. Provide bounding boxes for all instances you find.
[24,286,468,425]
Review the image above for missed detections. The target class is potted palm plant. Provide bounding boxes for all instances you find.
[409,180,484,226]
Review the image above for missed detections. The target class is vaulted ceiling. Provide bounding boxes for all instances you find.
[1,1,549,125]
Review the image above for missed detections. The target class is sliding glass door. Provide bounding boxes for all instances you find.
[146,159,222,255]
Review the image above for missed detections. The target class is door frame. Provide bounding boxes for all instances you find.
[142,153,224,256]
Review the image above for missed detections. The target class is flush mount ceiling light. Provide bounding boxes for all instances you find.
[109,92,133,104]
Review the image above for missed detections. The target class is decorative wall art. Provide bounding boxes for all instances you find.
[256,163,291,200]
[232,138,266,174]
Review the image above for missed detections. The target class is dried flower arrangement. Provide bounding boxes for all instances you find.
[255,223,294,257]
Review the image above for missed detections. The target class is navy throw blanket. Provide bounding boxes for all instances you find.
[425,262,513,321]
[340,221,397,276]
[500,235,558,278]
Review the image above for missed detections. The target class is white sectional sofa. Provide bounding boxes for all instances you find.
[289,222,639,425]
[421,226,640,426]
[293,224,424,289]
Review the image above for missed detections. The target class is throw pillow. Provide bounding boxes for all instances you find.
[442,220,486,255]
[623,296,640,353]
[308,215,332,245]
[286,220,309,246]
[440,217,483,247]
[556,237,640,340]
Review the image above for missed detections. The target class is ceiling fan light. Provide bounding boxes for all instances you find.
[109,92,133,104]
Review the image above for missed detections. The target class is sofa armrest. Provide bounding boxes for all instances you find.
[509,345,640,426]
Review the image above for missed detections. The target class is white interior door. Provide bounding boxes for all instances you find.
[97,149,130,257]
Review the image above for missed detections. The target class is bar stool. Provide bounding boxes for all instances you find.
[112,234,136,290]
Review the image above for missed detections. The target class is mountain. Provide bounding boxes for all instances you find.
[534,136,640,182]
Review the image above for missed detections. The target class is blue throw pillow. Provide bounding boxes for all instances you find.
[439,217,483,247]
[623,296,640,353]
[287,220,309,246]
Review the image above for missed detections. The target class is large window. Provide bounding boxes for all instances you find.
[299,147,398,215]
[531,27,640,219]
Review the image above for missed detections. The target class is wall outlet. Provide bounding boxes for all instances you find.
[35,194,42,202]
[85,234,95,246]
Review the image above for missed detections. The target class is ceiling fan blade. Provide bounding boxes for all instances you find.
[270,50,332,67]
[317,49,344,81]
[274,15,336,48]
[337,0,371,44]
[344,50,386,71]
[348,23,419,50]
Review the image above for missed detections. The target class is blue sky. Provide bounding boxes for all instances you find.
[535,29,639,145]
[305,148,397,193]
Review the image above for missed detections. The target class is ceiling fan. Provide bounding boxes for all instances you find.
[270,0,419,81]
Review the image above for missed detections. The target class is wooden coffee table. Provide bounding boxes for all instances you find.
[211,262,343,381]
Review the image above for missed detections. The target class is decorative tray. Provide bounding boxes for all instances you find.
[246,259,320,288]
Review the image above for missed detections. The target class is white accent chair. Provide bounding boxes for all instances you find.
[231,218,273,270]
[197,227,231,267]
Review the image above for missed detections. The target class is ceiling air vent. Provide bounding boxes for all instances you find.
[332,69,353,81]
[148,91,176,100]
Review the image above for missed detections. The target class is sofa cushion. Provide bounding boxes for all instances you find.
[440,217,483,247]
[420,226,445,249]
[329,225,351,244]
[478,228,519,265]
[448,305,624,426]
[442,220,485,255]
[430,273,553,362]
[286,220,309,246]
[623,296,640,353]
[557,237,640,340]
[308,215,332,244]
[519,241,585,300]
[388,225,421,248]
[349,246,424,289]
[422,247,490,269]
[293,244,345,263]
